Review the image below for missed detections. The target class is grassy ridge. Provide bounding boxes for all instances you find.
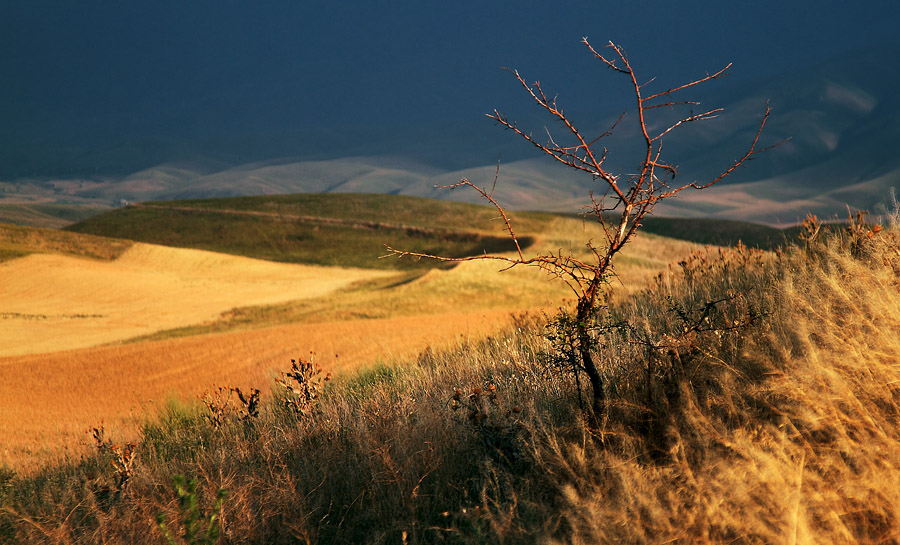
[0,204,110,229]
[640,215,797,249]
[0,222,132,262]
[111,216,707,345]
[67,194,555,270]
[128,193,551,232]
[66,193,789,271]
[4,216,900,543]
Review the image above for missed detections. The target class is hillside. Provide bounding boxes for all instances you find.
[0,240,393,356]
[0,203,110,229]
[67,193,790,268]
[3,208,899,544]
[1,197,710,469]
[0,222,132,262]
[66,194,550,270]
[8,194,756,360]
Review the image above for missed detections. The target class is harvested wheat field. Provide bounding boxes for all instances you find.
[0,212,705,470]
[0,242,393,356]
[0,309,522,469]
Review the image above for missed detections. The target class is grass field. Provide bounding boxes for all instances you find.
[639,214,798,249]
[123,214,703,342]
[0,222,132,262]
[0,308,524,470]
[1,201,705,470]
[0,203,110,229]
[66,194,553,270]
[3,212,899,543]
[12,192,856,545]
[66,193,787,268]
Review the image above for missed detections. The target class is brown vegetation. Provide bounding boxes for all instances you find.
[2,218,900,543]
[0,222,131,262]
[387,39,776,415]
[0,211,699,469]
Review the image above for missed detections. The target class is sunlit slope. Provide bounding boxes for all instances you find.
[0,211,707,466]
[3,198,715,356]
[0,227,703,467]
[0,194,709,466]
[118,214,706,341]
[0,309,521,468]
[0,242,392,356]
[67,193,786,271]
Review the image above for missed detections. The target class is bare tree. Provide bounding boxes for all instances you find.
[385,39,775,415]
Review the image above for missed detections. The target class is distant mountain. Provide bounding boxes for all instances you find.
[2,43,898,227]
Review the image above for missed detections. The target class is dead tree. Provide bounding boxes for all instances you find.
[385,39,775,416]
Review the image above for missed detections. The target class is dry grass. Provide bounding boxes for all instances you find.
[126,215,703,339]
[0,204,109,229]
[3,219,899,544]
[533,221,900,544]
[0,222,131,262]
[3,214,699,353]
[0,213,700,475]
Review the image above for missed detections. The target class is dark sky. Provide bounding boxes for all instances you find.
[2,0,899,172]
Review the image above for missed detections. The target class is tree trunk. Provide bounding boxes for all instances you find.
[576,297,605,416]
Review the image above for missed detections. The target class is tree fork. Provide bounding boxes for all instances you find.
[384,38,777,422]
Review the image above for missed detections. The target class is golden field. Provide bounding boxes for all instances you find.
[0,243,393,355]
[0,216,701,469]
[6,221,900,544]
[6,203,900,544]
[0,309,523,469]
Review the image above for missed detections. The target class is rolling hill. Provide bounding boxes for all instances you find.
[2,194,719,466]
[66,193,547,270]
[0,221,132,262]
[5,196,900,543]
[66,193,791,265]
[0,239,394,356]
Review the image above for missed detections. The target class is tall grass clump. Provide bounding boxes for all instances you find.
[541,210,900,544]
[4,214,900,543]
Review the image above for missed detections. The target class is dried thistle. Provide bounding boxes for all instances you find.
[277,356,332,416]
[201,387,235,429]
[234,387,261,421]
[89,424,137,492]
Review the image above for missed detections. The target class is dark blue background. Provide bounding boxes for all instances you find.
[2,0,898,175]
